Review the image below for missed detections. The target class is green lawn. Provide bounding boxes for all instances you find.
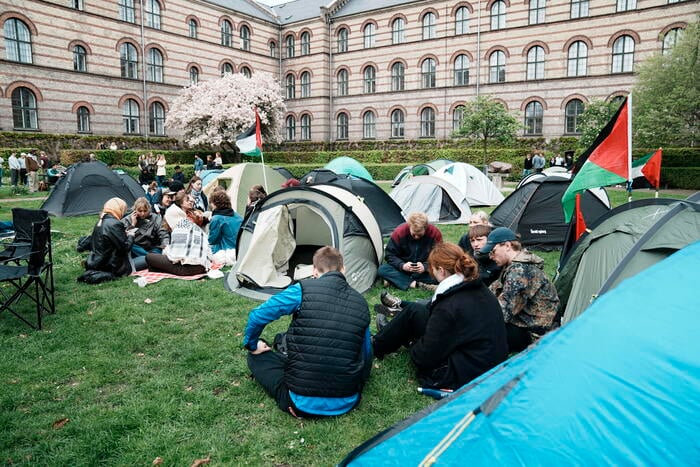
[0,186,692,465]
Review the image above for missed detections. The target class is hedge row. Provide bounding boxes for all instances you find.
[0,132,180,152]
[58,149,237,166]
[661,168,700,190]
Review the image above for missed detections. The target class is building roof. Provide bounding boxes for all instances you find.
[205,0,279,23]
[271,0,329,24]
[331,0,413,17]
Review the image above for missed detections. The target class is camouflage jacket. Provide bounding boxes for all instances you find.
[489,250,559,336]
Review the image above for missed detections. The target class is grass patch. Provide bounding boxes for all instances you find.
[0,186,691,465]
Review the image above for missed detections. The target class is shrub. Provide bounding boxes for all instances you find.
[661,168,700,189]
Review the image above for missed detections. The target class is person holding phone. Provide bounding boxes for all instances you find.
[377,212,442,291]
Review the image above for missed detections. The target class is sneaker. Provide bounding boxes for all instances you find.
[380,290,402,309]
[374,303,400,318]
[375,312,389,332]
[417,282,438,292]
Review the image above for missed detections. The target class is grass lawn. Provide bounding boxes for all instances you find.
[0,186,692,465]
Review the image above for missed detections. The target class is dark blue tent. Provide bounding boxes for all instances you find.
[340,241,700,465]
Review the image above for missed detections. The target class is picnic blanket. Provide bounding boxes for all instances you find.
[131,263,223,285]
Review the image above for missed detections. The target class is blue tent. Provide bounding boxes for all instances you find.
[341,241,700,466]
[324,156,373,181]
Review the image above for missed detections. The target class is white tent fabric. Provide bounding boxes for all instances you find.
[202,163,287,214]
[235,205,296,288]
[517,173,611,208]
[390,175,471,224]
[433,162,504,206]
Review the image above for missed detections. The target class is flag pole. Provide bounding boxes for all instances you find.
[255,108,269,194]
[655,146,661,198]
[627,94,633,203]
[260,151,269,194]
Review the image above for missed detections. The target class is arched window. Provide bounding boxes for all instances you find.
[300,31,310,55]
[286,74,296,99]
[616,0,636,12]
[300,114,311,140]
[149,102,166,135]
[391,62,405,91]
[285,35,295,58]
[453,105,466,131]
[77,106,90,133]
[337,27,348,53]
[147,48,164,83]
[454,54,469,85]
[240,25,251,51]
[392,18,405,44]
[490,1,506,30]
[285,116,296,141]
[189,66,199,85]
[612,35,634,73]
[189,19,198,39]
[337,112,348,140]
[120,43,138,79]
[567,41,587,76]
[420,107,435,138]
[391,109,405,138]
[221,62,234,76]
[529,0,546,25]
[363,66,376,94]
[526,46,545,80]
[524,101,543,135]
[570,0,589,18]
[122,98,140,134]
[362,111,376,139]
[337,69,348,96]
[73,45,87,72]
[421,58,436,88]
[4,18,33,63]
[455,7,469,35]
[221,20,233,47]
[269,41,277,58]
[489,50,505,83]
[300,71,311,98]
[119,0,136,23]
[363,23,376,48]
[422,12,436,39]
[12,87,38,130]
[144,0,161,29]
[663,28,683,55]
[240,66,252,78]
[565,99,584,134]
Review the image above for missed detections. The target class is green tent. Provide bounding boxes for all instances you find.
[324,156,373,181]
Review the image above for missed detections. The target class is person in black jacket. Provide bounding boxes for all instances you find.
[373,242,508,391]
[243,247,372,418]
[85,198,134,277]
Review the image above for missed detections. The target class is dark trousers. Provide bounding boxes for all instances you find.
[10,169,19,186]
[247,345,371,418]
[505,323,533,353]
[145,253,206,276]
[377,264,436,290]
[373,301,430,358]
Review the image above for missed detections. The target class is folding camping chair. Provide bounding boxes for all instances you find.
[0,208,49,263]
[0,217,55,329]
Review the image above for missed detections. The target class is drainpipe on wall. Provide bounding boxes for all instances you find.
[139,0,149,149]
[476,0,481,100]
[443,4,449,140]
[326,12,333,149]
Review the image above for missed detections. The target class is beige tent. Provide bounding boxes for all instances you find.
[202,163,287,214]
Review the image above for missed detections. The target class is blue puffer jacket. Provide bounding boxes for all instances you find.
[208,208,243,253]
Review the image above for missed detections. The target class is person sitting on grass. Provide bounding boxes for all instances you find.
[243,246,372,418]
[372,242,507,391]
[464,224,502,287]
[245,184,267,218]
[121,197,169,269]
[145,216,211,276]
[457,210,491,256]
[165,191,208,230]
[187,176,208,212]
[482,227,560,352]
[208,189,243,265]
[377,212,442,291]
[83,198,134,278]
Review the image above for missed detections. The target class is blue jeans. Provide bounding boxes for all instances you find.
[131,245,162,257]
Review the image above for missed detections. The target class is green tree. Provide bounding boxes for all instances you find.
[576,99,622,152]
[453,95,520,166]
[633,21,699,148]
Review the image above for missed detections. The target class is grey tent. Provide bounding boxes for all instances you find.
[555,194,700,325]
[41,161,143,216]
[390,175,471,224]
[490,174,610,249]
[225,185,384,301]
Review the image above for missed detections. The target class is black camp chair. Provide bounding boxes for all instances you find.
[0,217,55,329]
[0,208,49,264]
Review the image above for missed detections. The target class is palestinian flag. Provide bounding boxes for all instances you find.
[236,109,263,157]
[631,148,663,189]
[563,98,630,221]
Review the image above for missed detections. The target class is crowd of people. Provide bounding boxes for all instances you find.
[4,150,63,191]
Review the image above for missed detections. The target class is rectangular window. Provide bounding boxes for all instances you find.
[119,0,135,23]
[616,0,637,11]
[570,0,589,18]
[529,0,546,24]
